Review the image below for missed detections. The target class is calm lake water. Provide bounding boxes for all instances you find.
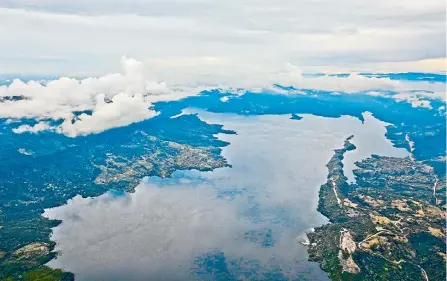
[44,111,408,281]
[341,112,409,184]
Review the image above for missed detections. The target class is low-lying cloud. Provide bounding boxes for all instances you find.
[12,121,54,134]
[0,57,193,137]
[1,57,445,137]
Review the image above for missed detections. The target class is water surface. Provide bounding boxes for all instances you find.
[44,111,407,280]
[341,112,409,184]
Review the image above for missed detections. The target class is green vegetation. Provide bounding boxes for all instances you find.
[1,267,74,281]
[307,137,446,281]
[0,114,232,280]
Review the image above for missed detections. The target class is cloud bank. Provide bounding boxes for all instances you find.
[1,56,445,136]
[0,57,192,137]
[0,1,445,136]
[12,121,54,134]
[0,0,445,76]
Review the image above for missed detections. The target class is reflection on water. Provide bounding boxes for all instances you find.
[44,111,407,281]
[341,112,409,184]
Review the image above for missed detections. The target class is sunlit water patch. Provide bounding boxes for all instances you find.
[341,112,410,184]
[44,111,407,281]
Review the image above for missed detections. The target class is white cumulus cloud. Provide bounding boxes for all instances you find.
[1,56,445,137]
[220,96,230,102]
[58,93,158,137]
[13,121,55,134]
[1,57,193,137]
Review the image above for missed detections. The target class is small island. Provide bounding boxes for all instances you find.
[290,113,303,120]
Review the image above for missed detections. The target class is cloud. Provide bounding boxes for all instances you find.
[1,57,445,137]
[0,1,445,76]
[1,57,193,137]
[220,96,229,103]
[269,70,446,98]
[12,121,54,134]
[0,2,444,128]
[393,93,433,109]
[58,93,159,137]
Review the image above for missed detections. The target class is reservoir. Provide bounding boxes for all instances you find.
[44,111,408,281]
